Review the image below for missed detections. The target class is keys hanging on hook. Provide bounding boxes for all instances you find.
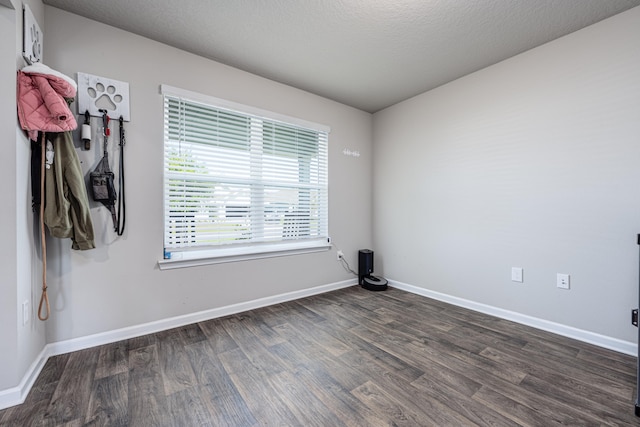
[99,109,110,137]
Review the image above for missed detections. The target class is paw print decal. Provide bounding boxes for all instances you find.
[87,82,124,113]
[77,72,130,121]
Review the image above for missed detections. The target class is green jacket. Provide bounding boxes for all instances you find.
[44,131,95,250]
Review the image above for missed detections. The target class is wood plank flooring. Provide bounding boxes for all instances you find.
[0,285,637,426]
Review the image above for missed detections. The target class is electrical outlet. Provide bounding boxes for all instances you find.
[511,267,523,283]
[557,273,570,290]
[337,250,344,261]
[22,300,29,326]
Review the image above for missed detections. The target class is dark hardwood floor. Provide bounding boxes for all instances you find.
[0,285,637,426]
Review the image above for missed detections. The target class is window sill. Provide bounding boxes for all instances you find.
[157,240,331,270]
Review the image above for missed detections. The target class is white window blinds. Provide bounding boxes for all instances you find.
[162,88,329,260]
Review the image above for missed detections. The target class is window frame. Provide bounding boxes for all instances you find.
[158,85,331,270]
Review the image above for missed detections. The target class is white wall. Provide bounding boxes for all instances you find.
[0,0,47,394]
[17,0,47,387]
[41,7,372,343]
[373,6,640,344]
[0,0,19,391]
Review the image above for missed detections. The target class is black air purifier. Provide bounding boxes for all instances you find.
[358,249,388,291]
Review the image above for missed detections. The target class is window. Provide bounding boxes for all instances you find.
[160,85,330,267]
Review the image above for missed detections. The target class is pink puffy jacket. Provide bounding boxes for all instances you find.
[17,63,77,140]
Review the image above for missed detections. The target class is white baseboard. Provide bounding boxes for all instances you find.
[389,279,637,356]
[0,279,356,410]
[48,279,356,357]
[0,346,49,411]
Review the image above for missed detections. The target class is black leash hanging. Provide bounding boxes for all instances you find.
[116,116,126,236]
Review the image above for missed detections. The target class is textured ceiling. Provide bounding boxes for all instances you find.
[42,0,640,113]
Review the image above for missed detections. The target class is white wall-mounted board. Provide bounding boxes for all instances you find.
[77,72,130,121]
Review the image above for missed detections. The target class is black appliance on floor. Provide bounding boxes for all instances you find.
[358,249,388,291]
